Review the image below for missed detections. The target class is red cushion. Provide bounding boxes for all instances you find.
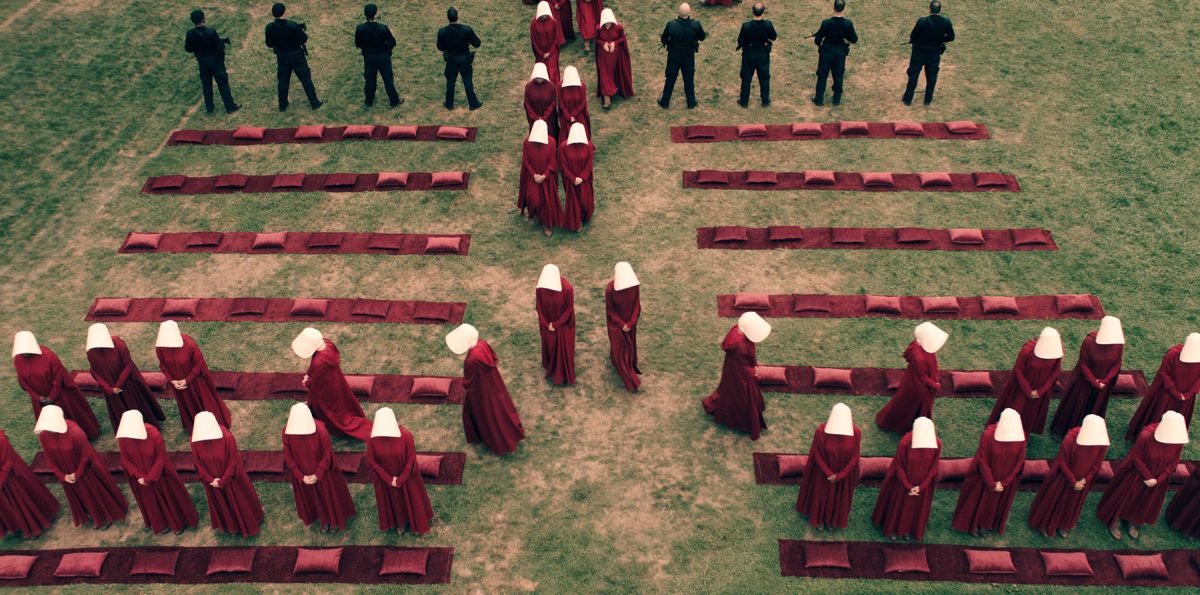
[803,169,836,185]
[376,172,410,188]
[696,170,729,185]
[143,371,167,391]
[885,369,904,391]
[920,296,960,313]
[1056,294,1095,313]
[0,555,37,580]
[865,295,902,314]
[791,122,823,136]
[777,454,807,478]
[949,228,985,244]
[839,121,869,135]
[272,173,306,189]
[161,298,200,318]
[1011,228,1050,246]
[803,542,850,569]
[431,171,465,187]
[938,457,972,481]
[767,226,804,242]
[411,377,453,398]
[883,547,930,574]
[973,172,1009,187]
[713,226,749,243]
[124,232,162,250]
[293,548,343,575]
[229,297,269,316]
[130,550,180,576]
[813,367,853,389]
[386,125,419,139]
[54,552,107,577]
[1113,373,1137,393]
[684,125,716,139]
[792,295,831,313]
[186,231,224,247]
[269,375,306,394]
[290,298,330,317]
[952,371,992,392]
[416,454,443,478]
[92,298,131,316]
[919,171,954,187]
[253,231,288,249]
[733,293,771,311]
[343,124,375,138]
[895,227,932,243]
[946,120,979,134]
[1113,553,1168,579]
[324,173,358,188]
[345,375,375,397]
[367,233,406,251]
[964,549,1016,574]
[294,125,325,140]
[756,366,788,385]
[306,232,344,248]
[351,298,392,318]
[233,126,266,140]
[425,236,462,253]
[150,175,187,190]
[745,170,778,185]
[380,549,430,576]
[736,124,768,138]
[1040,551,1093,577]
[206,547,257,575]
[892,120,925,136]
[171,129,207,144]
[413,302,454,321]
[981,295,1020,314]
[215,174,248,189]
[831,228,866,244]
[861,172,895,187]
[74,371,100,391]
[436,126,470,140]
[859,457,890,478]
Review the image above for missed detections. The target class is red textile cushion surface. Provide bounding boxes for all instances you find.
[813,367,853,389]
[351,298,392,319]
[885,369,904,391]
[736,124,768,138]
[229,297,269,316]
[981,295,1020,314]
[150,175,187,190]
[733,293,771,311]
[964,549,1016,574]
[756,366,788,385]
[861,172,895,187]
[745,170,778,185]
[253,231,288,249]
[306,232,344,248]
[684,125,716,139]
[376,172,410,188]
[1113,554,1168,579]
[859,457,890,478]
[713,226,749,243]
[839,121,869,135]
[54,552,108,577]
[951,371,993,392]
[269,375,306,394]
[883,547,930,574]
[143,371,167,391]
[803,542,851,569]
[293,548,343,575]
[294,125,325,140]
[949,228,985,244]
[946,120,979,134]
[777,454,807,478]
[130,550,180,576]
[416,454,443,478]
[938,457,972,480]
[290,298,330,317]
[803,169,836,185]
[973,172,1009,187]
[386,125,419,139]
[172,129,207,144]
[1040,551,1093,577]
[214,173,248,189]
[186,231,224,247]
[380,549,430,576]
[425,236,462,253]
[696,170,729,185]
[413,302,453,321]
[921,296,961,313]
[892,120,925,136]
[343,124,375,138]
[367,233,406,251]
[792,295,831,313]
[206,548,256,575]
[232,126,266,140]
[919,171,954,187]
[791,122,823,136]
[93,298,131,316]
[73,372,99,390]
[1022,460,1049,479]
[767,226,804,242]
[1056,294,1095,313]
[411,377,453,398]
[436,126,470,140]
[213,374,241,392]
[431,171,465,187]
[345,375,375,397]
[895,227,932,243]
[1113,373,1137,393]
[124,232,162,250]
[0,555,37,580]
[161,298,200,318]
[865,295,902,314]
[1011,228,1051,246]
[831,228,866,244]
[272,173,306,189]
[324,173,358,188]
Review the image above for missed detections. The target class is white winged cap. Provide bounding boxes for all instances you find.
[537,264,563,291]
[1077,414,1110,446]
[446,324,480,356]
[913,322,948,354]
[825,403,854,436]
[34,405,66,434]
[116,410,148,440]
[190,411,223,442]
[11,331,40,357]
[737,312,771,343]
[86,323,114,350]
[912,417,937,449]
[536,1,553,19]
[995,408,1025,442]
[530,62,549,82]
[600,8,617,27]
[566,122,589,145]
[1155,411,1188,445]
[291,327,324,359]
[372,407,403,438]
[1034,327,1063,359]
[562,66,582,87]
[613,262,639,291]
[529,119,549,144]
[156,320,183,348]
[1181,333,1200,363]
[1095,316,1125,345]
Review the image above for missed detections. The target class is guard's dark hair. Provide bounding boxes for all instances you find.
[190,9,205,24]
[834,0,846,12]
[272,3,286,18]
[930,1,942,14]
[447,6,459,22]
[752,3,765,16]
[364,3,377,19]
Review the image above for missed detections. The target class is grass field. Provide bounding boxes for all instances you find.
[1,0,1199,592]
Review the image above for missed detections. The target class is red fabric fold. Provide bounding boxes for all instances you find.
[86,298,466,325]
[142,172,469,195]
[167,125,476,145]
[697,227,1057,251]
[120,232,469,255]
[717,294,1102,320]
[671,121,990,143]
[684,170,1020,192]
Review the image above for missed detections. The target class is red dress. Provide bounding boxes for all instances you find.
[1166,463,1200,537]
[987,340,1061,436]
[550,0,575,41]
[796,423,861,529]
[951,425,1025,534]
[87,335,166,430]
[367,426,434,534]
[305,340,371,441]
[1126,344,1200,441]
[283,421,356,530]
[875,341,939,434]
[38,420,127,527]
[192,427,264,537]
[604,281,641,392]
[1050,332,1122,436]
[871,434,940,540]
[537,278,576,385]
[156,334,232,430]
[575,0,603,41]
[1026,426,1107,535]
[462,340,526,455]
[557,83,592,142]
[595,23,634,98]
[518,135,562,231]
[530,16,565,83]
[559,141,595,231]
[0,430,59,538]
[14,347,101,440]
[702,325,767,440]
[524,78,558,136]
[118,424,198,533]
[1097,423,1183,526]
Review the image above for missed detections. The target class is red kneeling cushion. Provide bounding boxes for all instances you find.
[323,173,358,188]
[0,555,37,580]
[186,231,224,247]
[123,232,162,250]
[865,295,902,314]
[745,170,778,185]
[293,548,343,575]
[946,120,979,134]
[892,121,925,136]
[380,549,430,576]
[938,457,972,481]
[1040,551,1093,577]
[830,228,866,244]
[252,231,288,249]
[1113,553,1168,580]
[386,125,419,139]
[425,236,462,253]
[777,454,807,478]
[376,172,410,188]
[294,125,325,140]
[949,228,985,244]
[232,126,266,140]
[684,125,716,139]
[813,367,853,389]
[792,295,831,313]
[803,542,850,569]
[150,175,187,190]
[214,174,248,189]
[755,366,788,385]
[964,549,1016,574]
[272,173,306,189]
[161,298,200,318]
[229,297,269,316]
[981,295,1020,314]
[713,227,749,243]
[859,457,890,478]
[1011,228,1051,246]
[895,227,932,243]
[696,170,729,185]
[342,124,375,138]
[430,171,465,187]
[306,232,345,248]
[171,129,207,144]
[1056,294,1095,313]
[952,371,992,392]
[367,233,406,251]
[791,122,823,136]
[733,293,771,311]
[883,547,930,574]
[289,298,330,317]
[411,377,453,398]
[921,296,961,313]
[345,375,375,397]
[767,226,804,242]
[143,371,167,391]
[839,121,869,135]
[1113,373,1138,393]
[416,454,443,478]
[130,550,180,576]
[972,172,1009,187]
[413,302,454,322]
[885,369,905,391]
[861,172,895,187]
[918,171,953,187]
[351,298,392,319]
[92,298,131,316]
[206,548,257,575]
[54,552,108,578]
[436,126,470,140]
[803,170,836,185]
[74,371,100,391]
[736,124,768,138]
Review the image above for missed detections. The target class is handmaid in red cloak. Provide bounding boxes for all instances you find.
[282,403,357,531]
[367,407,434,534]
[293,328,372,441]
[576,0,604,52]
[518,120,561,235]
[116,410,198,534]
[559,123,595,232]
[951,409,1026,536]
[447,324,526,455]
[1050,316,1124,436]
[550,0,576,43]
[1098,411,1187,540]
[190,411,264,537]
[525,62,559,138]
[86,323,165,431]
[875,322,946,434]
[536,264,576,385]
[1028,414,1108,538]
[0,428,59,538]
[35,405,127,528]
[702,312,770,440]
[531,2,565,83]
[871,416,940,540]
[558,66,592,142]
[605,262,642,392]
[13,331,101,440]
[797,403,861,530]
[1126,333,1200,441]
[987,328,1063,436]
[1166,460,1200,538]
[155,321,232,430]
[595,8,634,107]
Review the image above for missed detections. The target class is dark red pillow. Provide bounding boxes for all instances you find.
[803,542,851,569]
[803,170,836,185]
[1113,373,1138,393]
[376,172,410,188]
[696,170,729,185]
[733,293,771,311]
[865,295,902,314]
[1040,551,1093,577]
[964,549,1016,574]
[290,298,330,317]
[713,227,749,243]
[367,233,406,251]
[1011,228,1050,246]
[892,120,925,136]
[123,232,162,250]
[294,125,325,140]
[186,231,224,247]
[212,373,241,392]
[791,122,823,136]
[343,124,375,138]
[293,548,343,575]
[351,298,392,319]
[952,371,992,392]
[150,175,187,190]
[54,552,107,577]
[885,369,904,391]
[269,374,306,394]
[861,172,895,187]
[859,457,890,478]
[921,296,960,313]
[171,129,207,144]
[745,170,778,185]
[0,555,36,580]
[214,174,248,189]
[324,173,358,188]
[736,124,768,138]
[411,377,453,398]
[143,371,167,391]
[386,125,419,139]
[938,457,972,481]
[346,375,375,397]
[777,454,807,478]
[1020,459,1047,481]
[949,228,985,244]
[413,302,454,322]
[831,228,866,244]
[229,297,269,316]
[767,226,804,242]
[416,454,443,478]
[92,298,131,316]
[684,125,716,139]
[972,172,1009,187]
[895,227,932,243]
[272,173,306,189]
[206,548,257,575]
[232,126,266,140]
[380,549,430,576]
[1113,554,1168,579]
[1056,294,1095,313]
[919,171,953,187]
[981,295,1020,314]
[74,371,100,391]
[161,298,200,318]
[755,366,788,385]
[425,236,462,253]
[792,295,831,313]
[946,120,979,134]
[813,367,853,389]
[431,171,465,187]
[130,550,180,576]
[883,547,929,574]
[839,121,869,135]
[306,232,345,248]
[436,126,470,140]
[252,231,288,249]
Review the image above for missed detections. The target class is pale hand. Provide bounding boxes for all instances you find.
[534,174,546,183]
[303,475,318,485]
[548,323,555,332]
[543,53,550,59]
[622,325,630,332]
[210,478,220,488]
[993,482,1004,492]
[908,486,920,496]
[112,387,122,394]
[1073,479,1085,491]
[1029,390,1039,399]
[1144,478,1158,487]
[827,474,837,482]
[1097,382,1105,389]
[64,473,77,484]
[302,374,309,386]
[574,177,583,186]
[391,477,399,488]
[138,478,148,486]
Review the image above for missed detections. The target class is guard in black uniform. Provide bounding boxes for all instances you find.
[657,3,706,110]
[355,3,402,108]
[436,7,482,111]
[903,1,955,105]
[811,0,857,106]
[264,3,322,111]
[184,10,239,114]
[736,3,776,108]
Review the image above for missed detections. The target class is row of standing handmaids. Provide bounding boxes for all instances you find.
[531,3,636,106]
[705,312,1200,541]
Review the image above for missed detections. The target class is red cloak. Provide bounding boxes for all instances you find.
[604,281,641,392]
[367,426,434,534]
[871,433,940,540]
[14,347,101,440]
[1026,426,1107,535]
[987,339,1061,436]
[559,141,595,232]
[1050,332,1123,436]
[1166,462,1200,537]
[1097,423,1183,527]
[283,421,356,530]
[38,420,127,528]
[702,325,767,440]
[191,426,264,537]
[518,136,562,231]
[875,341,939,434]
[551,0,576,41]
[156,334,232,430]
[1126,344,1200,441]
[0,429,59,538]
[537,278,577,385]
[595,23,634,98]
[87,335,166,430]
[530,16,565,83]
[558,83,592,142]
[305,340,371,441]
[796,423,861,529]
[575,0,603,40]
[462,340,526,455]
[951,424,1025,534]
[118,424,199,533]
[524,79,559,137]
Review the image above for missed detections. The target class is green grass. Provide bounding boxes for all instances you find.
[1,0,1199,592]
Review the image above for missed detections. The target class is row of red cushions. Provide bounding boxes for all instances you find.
[687,120,978,139]
[710,227,1050,246]
[695,170,1007,188]
[733,293,1093,316]
[127,232,462,253]
[755,366,1139,394]
[224,125,469,141]
[91,298,456,321]
[150,171,466,191]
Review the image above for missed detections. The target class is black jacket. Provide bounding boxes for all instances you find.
[437,23,481,57]
[909,14,955,51]
[737,20,777,52]
[355,21,396,55]
[814,16,857,48]
[185,25,225,58]
[661,17,705,53]
[265,18,308,54]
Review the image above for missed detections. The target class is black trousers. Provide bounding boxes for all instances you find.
[443,54,480,108]
[196,55,236,112]
[739,50,770,105]
[904,48,942,103]
[814,46,848,101]
[275,50,320,109]
[661,51,697,106]
[362,53,399,106]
